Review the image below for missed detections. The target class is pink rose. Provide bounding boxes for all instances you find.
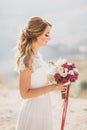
[69,74,76,81]
[68,65,73,70]
[62,78,68,83]
[54,73,61,81]
[74,71,79,80]
[62,63,68,69]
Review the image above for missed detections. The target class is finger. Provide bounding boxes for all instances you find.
[64,88,67,91]
[61,88,65,92]
[62,87,66,92]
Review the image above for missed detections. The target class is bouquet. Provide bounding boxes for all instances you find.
[48,58,79,99]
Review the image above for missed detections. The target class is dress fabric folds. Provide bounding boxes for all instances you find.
[16,53,62,130]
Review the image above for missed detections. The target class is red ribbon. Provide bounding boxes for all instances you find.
[60,85,70,130]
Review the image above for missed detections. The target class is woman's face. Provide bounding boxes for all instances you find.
[37,26,51,47]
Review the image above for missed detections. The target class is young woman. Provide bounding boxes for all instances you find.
[16,16,66,130]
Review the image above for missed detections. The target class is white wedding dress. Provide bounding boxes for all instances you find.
[16,53,62,130]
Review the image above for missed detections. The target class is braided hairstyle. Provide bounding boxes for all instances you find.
[17,16,52,70]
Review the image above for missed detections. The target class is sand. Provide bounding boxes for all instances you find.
[0,86,87,130]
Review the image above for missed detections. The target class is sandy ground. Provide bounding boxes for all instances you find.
[0,86,87,130]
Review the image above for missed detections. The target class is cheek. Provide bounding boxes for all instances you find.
[38,36,46,42]
[40,36,46,41]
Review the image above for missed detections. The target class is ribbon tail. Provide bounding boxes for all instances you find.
[60,85,70,130]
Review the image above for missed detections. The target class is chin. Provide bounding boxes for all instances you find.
[43,42,48,46]
[43,44,47,47]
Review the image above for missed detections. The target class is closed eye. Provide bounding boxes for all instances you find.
[45,34,49,37]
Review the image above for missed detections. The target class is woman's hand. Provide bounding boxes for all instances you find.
[53,83,67,92]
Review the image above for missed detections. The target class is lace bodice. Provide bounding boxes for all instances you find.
[18,53,51,88]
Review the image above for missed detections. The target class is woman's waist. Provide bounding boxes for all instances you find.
[23,93,50,103]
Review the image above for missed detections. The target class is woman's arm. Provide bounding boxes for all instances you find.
[19,69,65,99]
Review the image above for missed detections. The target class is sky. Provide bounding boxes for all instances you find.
[0,0,87,45]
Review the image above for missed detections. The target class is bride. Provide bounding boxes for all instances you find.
[16,16,66,130]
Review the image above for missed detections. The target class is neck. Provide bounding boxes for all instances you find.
[32,41,40,55]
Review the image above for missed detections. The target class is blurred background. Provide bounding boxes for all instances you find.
[0,0,87,130]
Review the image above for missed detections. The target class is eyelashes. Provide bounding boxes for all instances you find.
[45,34,49,37]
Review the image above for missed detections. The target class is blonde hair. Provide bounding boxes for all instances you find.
[17,16,52,70]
